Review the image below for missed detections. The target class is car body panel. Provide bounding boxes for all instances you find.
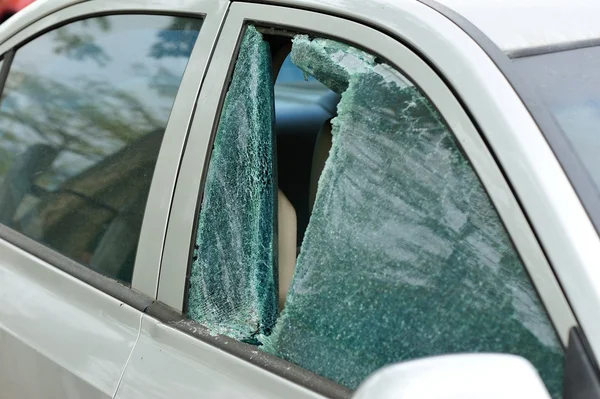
[435,0,600,55]
[115,315,326,399]
[0,236,142,398]
[0,0,224,45]
[0,0,596,398]
[0,1,224,397]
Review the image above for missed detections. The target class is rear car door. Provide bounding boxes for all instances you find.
[116,2,575,398]
[0,1,226,397]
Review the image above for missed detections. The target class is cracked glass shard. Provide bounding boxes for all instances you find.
[263,35,564,398]
[187,26,277,341]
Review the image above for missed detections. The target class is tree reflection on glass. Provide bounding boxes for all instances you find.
[0,14,203,283]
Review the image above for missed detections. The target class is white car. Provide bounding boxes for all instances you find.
[0,0,598,398]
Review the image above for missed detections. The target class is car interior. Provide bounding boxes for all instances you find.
[269,34,340,309]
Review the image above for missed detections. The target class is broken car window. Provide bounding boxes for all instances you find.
[187,27,564,398]
[263,35,564,397]
[187,26,278,341]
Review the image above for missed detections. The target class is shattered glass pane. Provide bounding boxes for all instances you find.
[263,35,564,397]
[187,26,278,341]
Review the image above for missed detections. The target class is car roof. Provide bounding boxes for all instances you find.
[2,0,600,57]
[265,0,600,57]
[435,0,600,56]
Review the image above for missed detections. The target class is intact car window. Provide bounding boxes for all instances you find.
[186,26,564,397]
[0,14,202,283]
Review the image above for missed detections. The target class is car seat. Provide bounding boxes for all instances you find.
[308,120,333,215]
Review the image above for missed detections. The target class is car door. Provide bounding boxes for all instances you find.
[115,2,577,399]
[0,1,226,398]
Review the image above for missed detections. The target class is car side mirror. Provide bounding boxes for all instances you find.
[353,354,552,399]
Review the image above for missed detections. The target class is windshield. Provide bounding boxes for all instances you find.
[515,46,600,196]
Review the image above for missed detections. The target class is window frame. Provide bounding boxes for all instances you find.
[159,2,576,348]
[0,0,228,306]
